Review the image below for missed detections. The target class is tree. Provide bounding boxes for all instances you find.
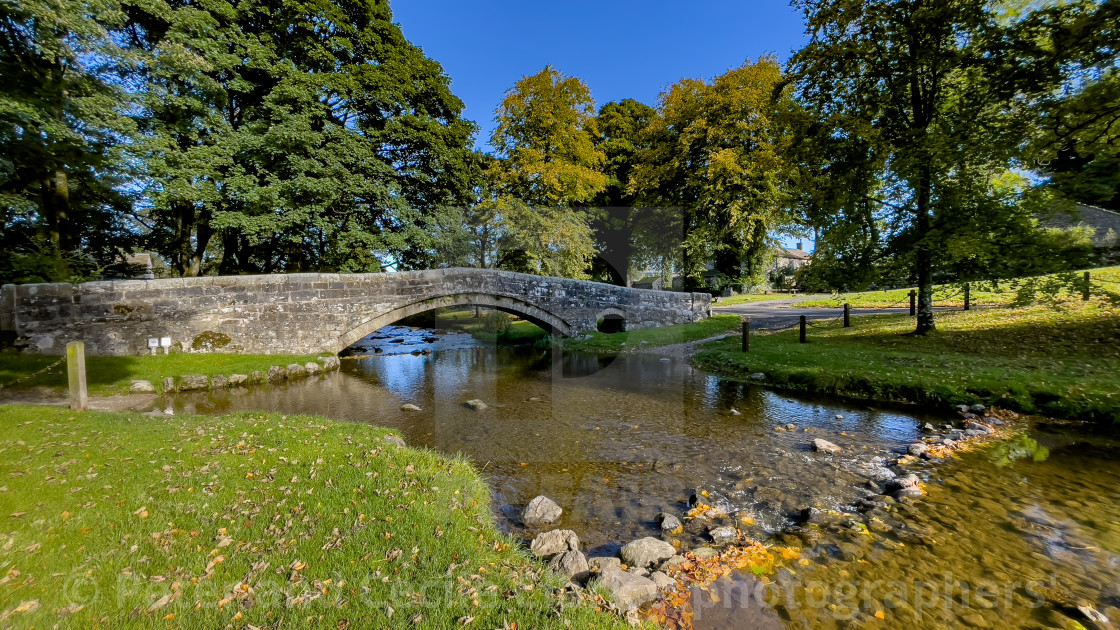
[1011,1,1120,211]
[0,0,139,284]
[632,57,793,292]
[125,0,477,276]
[588,99,657,285]
[489,66,603,278]
[791,0,1033,333]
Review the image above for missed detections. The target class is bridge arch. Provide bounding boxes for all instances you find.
[594,307,629,334]
[335,292,573,352]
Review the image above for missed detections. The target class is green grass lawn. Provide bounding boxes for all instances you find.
[562,315,743,353]
[0,353,327,395]
[0,406,627,629]
[797,266,1120,308]
[694,301,1120,422]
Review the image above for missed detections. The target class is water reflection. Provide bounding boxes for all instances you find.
[168,338,931,556]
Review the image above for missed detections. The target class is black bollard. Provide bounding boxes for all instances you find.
[844,303,851,328]
[964,283,971,311]
[800,315,807,344]
[741,317,750,352]
[909,290,916,317]
[1083,271,1092,301]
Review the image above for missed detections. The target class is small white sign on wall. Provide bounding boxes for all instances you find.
[159,337,172,354]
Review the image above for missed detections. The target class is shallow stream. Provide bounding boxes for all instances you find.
[165,326,1120,629]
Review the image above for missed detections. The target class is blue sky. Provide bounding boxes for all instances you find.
[392,0,808,151]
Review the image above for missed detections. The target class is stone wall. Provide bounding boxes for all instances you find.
[0,269,711,356]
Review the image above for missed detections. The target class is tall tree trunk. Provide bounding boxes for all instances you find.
[41,170,71,252]
[188,207,213,276]
[914,167,936,335]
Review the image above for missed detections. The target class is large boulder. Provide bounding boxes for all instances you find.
[521,495,562,525]
[529,529,579,558]
[229,373,249,387]
[598,569,658,610]
[210,374,229,389]
[266,366,287,382]
[318,356,341,371]
[129,380,154,393]
[548,550,590,583]
[286,363,307,377]
[304,361,322,375]
[619,537,676,569]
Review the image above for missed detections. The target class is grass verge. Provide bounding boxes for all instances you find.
[715,293,819,306]
[694,301,1120,422]
[797,266,1120,308]
[0,353,327,395]
[0,406,627,629]
[562,315,742,353]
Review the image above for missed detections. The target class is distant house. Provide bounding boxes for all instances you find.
[1040,203,1120,249]
[123,253,155,280]
[770,243,811,276]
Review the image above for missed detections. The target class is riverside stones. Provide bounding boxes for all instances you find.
[521,496,563,525]
[266,366,286,382]
[179,374,209,391]
[304,361,322,375]
[812,438,842,454]
[709,526,738,546]
[400,404,422,412]
[210,374,229,389]
[657,513,683,536]
[908,443,929,457]
[162,377,175,392]
[650,571,676,590]
[598,568,658,609]
[619,537,676,568]
[382,435,406,448]
[548,550,590,583]
[588,556,622,573]
[318,356,341,371]
[530,529,579,557]
[130,380,154,393]
[285,363,306,377]
[464,399,488,411]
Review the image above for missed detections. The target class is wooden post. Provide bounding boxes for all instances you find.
[843,303,851,328]
[1083,271,1092,301]
[741,317,749,353]
[964,283,971,311]
[909,290,916,317]
[799,315,807,344]
[66,341,87,412]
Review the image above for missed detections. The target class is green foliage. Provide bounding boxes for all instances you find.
[791,0,1045,333]
[485,66,602,278]
[0,0,140,285]
[633,58,793,292]
[0,407,628,629]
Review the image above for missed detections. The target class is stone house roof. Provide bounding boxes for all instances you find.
[1041,203,1120,248]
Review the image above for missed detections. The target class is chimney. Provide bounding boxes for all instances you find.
[796,242,803,250]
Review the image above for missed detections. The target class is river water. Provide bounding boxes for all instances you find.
[166,326,1120,629]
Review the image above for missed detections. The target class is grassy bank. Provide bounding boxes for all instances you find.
[0,353,327,395]
[0,406,625,629]
[563,315,742,353]
[715,293,818,306]
[798,266,1120,308]
[694,302,1120,422]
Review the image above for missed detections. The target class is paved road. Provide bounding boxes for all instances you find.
[713,298,917,330]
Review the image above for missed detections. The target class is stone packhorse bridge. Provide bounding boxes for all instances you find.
[0,269,711,356]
